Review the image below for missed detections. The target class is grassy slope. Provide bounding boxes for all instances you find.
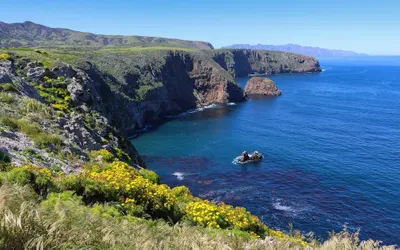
[0,21,213,50]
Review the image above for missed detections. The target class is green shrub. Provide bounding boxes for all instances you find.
[139,168,160,184]
[41,191,83,208]
[90,149,115,162]
[0,92,15,103]
[19,120,42,135]
[2,165,55,195]
[0,116,19,130]
[0,83,18,92]
[20,97,52,118]
[0,117,62,149]
[32,132,62,148]
[50,165,63,173]
[113,147,132,162]
[0,163,13,172]
[1,167,33,186]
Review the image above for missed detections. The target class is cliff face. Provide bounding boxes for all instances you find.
[0,47,321,170]
[207,49,322,77]
[77,50,245,134]
[0,60,143,171]
[0,49,245,169]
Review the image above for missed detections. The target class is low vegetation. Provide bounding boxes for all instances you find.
[0,92,15,104]
[0,53,10,61]
[0,116,62,149]
[0,154,395,249]
[0,83,18,93]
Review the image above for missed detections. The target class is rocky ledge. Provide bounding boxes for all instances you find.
[244,77,281,96]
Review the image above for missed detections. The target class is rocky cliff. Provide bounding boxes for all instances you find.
[206,49,322,77]
[0,48,245,169]
[0,47,320,170]
[223,44,366,57]
[75,50,245,135]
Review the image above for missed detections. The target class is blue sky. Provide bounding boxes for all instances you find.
[2,0,400,55]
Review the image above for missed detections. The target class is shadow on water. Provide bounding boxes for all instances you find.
[132,104,241,139]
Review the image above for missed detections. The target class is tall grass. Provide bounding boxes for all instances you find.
[0,93,15,104]
[0,117,62,149]
[19,97,53,120]
[0,184,396,250]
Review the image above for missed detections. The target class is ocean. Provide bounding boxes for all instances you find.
[131,56,400,245]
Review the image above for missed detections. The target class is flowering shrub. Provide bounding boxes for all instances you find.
[51,103,69,112]
[0,155,272,237]
[86,161,178,219]
[185,200,266,235]
[2,165,55,195]
[0,53,10,60]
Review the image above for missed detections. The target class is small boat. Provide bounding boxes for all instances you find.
[233,151,263,164]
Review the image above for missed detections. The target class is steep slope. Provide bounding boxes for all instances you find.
[72,49,245,134]
[207,49,322,77]
[0,44,321,168]
[223,44,366,57]
[0,48,245,168]
[0,21,214,49]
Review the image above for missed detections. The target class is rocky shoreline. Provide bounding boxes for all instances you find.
[0,47,321,170]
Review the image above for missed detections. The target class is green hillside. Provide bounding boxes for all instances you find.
[0,21,214,49]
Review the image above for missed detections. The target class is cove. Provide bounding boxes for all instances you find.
[132,56,400,245]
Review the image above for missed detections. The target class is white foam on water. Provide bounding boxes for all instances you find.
[172,172,185,180]
[227,102,236,106]
[165,104,219,119]
[273,202,295,212]
[204,104,218,109]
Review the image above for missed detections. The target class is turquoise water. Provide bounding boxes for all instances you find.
[132,57,400,245]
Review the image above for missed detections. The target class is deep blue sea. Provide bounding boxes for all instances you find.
[132,56,400,245]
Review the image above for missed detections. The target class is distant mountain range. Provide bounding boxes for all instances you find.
[223,44,367,57]
[0,21,214,49]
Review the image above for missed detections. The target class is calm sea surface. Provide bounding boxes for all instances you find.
[132,56,400,245]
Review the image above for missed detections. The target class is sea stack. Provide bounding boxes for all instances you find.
[244,77,282,96]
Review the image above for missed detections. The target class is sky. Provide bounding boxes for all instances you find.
[2,0,400,55]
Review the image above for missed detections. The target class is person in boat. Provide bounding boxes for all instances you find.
[239,151,262,162]
[240,151,250,162]
[250,151,262,160]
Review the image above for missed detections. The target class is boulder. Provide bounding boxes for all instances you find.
[27,67,56,81]
[244,77,281,96]
[52,62,77,78]
[0,61,14,83]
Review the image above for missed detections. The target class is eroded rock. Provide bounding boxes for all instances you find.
[244,77,281,96]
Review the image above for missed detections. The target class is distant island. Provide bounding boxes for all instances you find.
[223,43,367,57]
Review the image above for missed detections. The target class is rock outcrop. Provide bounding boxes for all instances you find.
[0,60,144,170]
[244,77,281,96]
